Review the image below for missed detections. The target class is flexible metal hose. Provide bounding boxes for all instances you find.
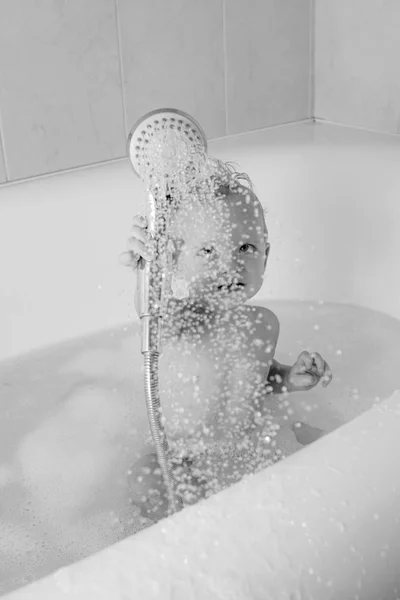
[139,191,183,516]
[143,350,182,514]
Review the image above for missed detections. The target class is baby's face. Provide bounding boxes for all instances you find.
[169,190,269,307]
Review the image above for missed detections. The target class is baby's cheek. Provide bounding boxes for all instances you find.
[183,259,211,282]
[183,262,201,283]
[175,253,195,279]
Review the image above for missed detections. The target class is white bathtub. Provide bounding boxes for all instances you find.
[1,120,400,599]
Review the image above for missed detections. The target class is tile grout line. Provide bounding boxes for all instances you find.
[0,120,311,189]
[309,0,316,119]
[0,155,126,189]
[114,0,128,139]
[0,100,9,182]
[222,0,229,136]
[210,118,313,142]
[2,119,398,189]
[314,117,400,137]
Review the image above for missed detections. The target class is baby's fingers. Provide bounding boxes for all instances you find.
[296,351,314,372]
[311,352,325,376]
[119,237,152,268]
[311,353,332,387]
[128,235,154,261]
[322,363,333,387]
[119,250,140,268]
[132,214,148,229]
[130,223,152,248]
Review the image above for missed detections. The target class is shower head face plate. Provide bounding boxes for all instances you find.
[127,108,208,183]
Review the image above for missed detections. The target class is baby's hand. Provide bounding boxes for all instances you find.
[119,214,154,270]
[288,351,332,392]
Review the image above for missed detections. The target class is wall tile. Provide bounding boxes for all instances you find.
[225,0,311,135]
[118,0,226,140]
[315,0,400,134]
[0,0,126,181]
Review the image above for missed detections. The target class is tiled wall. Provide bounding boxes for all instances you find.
[0,0,312,186]
[315,0,400,134]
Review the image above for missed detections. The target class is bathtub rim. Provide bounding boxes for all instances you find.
[3,389,400,600]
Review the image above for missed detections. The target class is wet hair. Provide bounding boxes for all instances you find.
[208,158,254,192]
[208,158,268,243]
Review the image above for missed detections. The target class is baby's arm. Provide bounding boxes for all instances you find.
[260,309,332,394]
[267,359,296,393]
[257,309,297,393]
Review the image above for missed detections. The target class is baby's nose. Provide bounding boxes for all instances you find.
[231,252,246,271]
[217,253,243,279]
[226,265,243,283]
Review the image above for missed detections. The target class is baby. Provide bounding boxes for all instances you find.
[120,162,332,521]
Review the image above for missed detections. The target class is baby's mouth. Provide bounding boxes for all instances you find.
[217,282,245,292]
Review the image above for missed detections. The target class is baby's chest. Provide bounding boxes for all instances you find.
[158,338,224,404]
[158,323,269,406]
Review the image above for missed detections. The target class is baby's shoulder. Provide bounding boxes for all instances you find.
[244,304,280,338]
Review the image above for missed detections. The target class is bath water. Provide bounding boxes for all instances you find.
[0,300,399,595]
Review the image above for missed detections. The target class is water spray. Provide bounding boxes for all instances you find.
[127,108,208,515]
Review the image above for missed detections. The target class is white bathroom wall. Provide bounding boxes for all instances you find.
[223,0,311,134]
[0,159,141,362]
[1,0,399,185]
[0,0,126,183]
[314,0,400,134]
[0,0,312,185]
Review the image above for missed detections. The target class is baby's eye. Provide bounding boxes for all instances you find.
[239,243,256,254]
[198,245,215,257]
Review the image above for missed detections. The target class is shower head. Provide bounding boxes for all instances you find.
[127,108,208,182]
